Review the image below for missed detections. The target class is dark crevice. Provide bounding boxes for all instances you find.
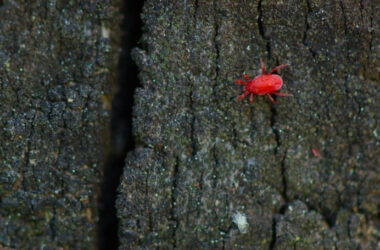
[364,1,374,80]
[189,0,199,160]
[269,99,288,202]
[257,0,271,59]
[219,226,231,250]
[98,1,144,249]
[49,204,57,240]
[322,210,337,229]
[280,151,288,201]
[170,158,180,249]
[269,216,277,250]
[267,54,293,248]
[324,211,337,228]
[212,0,220,189]
[347,215,352,239]
[212,144,219,189]
[189,93,197,158]
[305,203,337,228]
[196,172,204,218]
[268,60,288,249]
[270,105,279,154]
[194,0,198,21]
[145,167,153,232]
[368,2,374,52]
[342,75,354,158]
[213,0,220,83]
[339,0,349,60]
[303,0,316,58]
[359,0,364,20]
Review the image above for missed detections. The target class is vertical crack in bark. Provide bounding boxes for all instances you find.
[194,0,198,21]
[189,0,204,231]
[212,0,220,189]
[213,0,220,83]
[302,0,316,58]
[339,0,349,60]
[219,227,230,250]
[196,172,204,218]
[368,2,374,53]
[257,0,271,59]
[280,150,288,201]
[347,212,353,239]
[189,83,197,159]
[98,1,143,249]
[49,204,57,240]
[269,216,277,250]
[364,0,374,79]
[170,158,180,248]
[145,167,152,232]
[189,0,198,160]
[269,94,287,250]
[270,99,288,202]
[24,111,39,197]
[339,1,354,161]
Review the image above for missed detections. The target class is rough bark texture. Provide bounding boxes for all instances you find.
[117,0,379,249]
[0,1,120,248]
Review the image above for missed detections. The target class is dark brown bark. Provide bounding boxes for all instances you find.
[117,0,379,249]
[0,1,120,248]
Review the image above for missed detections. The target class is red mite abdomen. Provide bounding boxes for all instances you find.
[247,75,283,95]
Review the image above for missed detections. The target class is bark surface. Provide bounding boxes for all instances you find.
[117,0,379,249]
[0,1,120,248]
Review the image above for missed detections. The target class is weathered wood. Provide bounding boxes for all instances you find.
[117,0,379,249]
[0,1,120,248]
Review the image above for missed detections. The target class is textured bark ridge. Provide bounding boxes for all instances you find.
[0,1,120,248]
[117,0,379,249]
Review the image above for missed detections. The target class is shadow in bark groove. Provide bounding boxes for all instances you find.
[98,1,144,249]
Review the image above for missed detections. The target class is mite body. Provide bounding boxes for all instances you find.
[235,59,292,103]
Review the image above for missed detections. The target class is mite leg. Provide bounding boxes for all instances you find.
[272,92,292,96]
[312,148,321,158]
[237,91,249,101]
[266,93,275,103]
[243,74,250,81]
[268,64,289,75]
[249,94,254,104]
[234,80,247,85]
[260,58,266,75]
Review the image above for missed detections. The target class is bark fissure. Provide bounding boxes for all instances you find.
[212,0,220,189]
[49,204,57,240]
[257,0,271,58]
[189,86,197,158]
[98,1,143,248]
[24,111,37,192]
[369,3,374,52]
[194,0,198,21]
[213,0,220,82]
[280,150,288,201]
[219,227,229,250]
[189,0,199,160]
[269,216,277,250]
[145,168,153,232]
[170,158,180,248]
[339,0,349,60]
[269,97,289,202]
[303,0,316,58]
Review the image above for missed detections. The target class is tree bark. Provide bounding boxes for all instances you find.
[117,0,379,249]
[0,1,120,248]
